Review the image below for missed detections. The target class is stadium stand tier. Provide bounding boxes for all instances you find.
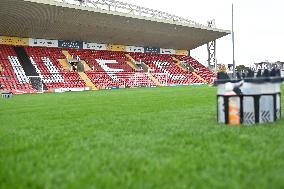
[0,45,35,93]
[0,44,216,94]
[176,55,217,83]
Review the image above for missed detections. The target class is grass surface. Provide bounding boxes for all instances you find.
[0,86,284,189]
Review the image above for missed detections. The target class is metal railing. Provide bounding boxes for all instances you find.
[54,0,206,27]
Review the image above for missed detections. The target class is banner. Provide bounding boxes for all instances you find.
[107,44,125,52]
[0,36,29,46]
[160,48,175,55]
[83,42,107,50]
[125,46,144,53]
[175,50,189,56]
[58,40,83,49]
[144,46,160,54]
[29,38,58,47]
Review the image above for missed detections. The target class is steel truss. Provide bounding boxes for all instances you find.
[207,19,217,71]
[54,0,206,28]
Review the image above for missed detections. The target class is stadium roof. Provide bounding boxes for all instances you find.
[0,0,230,50]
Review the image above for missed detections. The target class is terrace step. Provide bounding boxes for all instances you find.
[140,62,150,72]
[80,60,92,71]
[172,57,194,72]
[125,54,136,63]
[78,72,97,90]
[58,59,71,71]
[62,50,73,61]
[125,54,139,71]
[148,73,162,86]
[172,57,188,72]
[192,72,207,83]
[126,61,139,71]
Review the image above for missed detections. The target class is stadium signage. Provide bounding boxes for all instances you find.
[0,36,28,46]
[83,42,107,50]
[29,38,58,47]
[107,44,126,52]
[160,48,176,55]
[250,63,284,71]
[175,50,189,56]
[125,46,144,53]
[58,40,83,49]
[144,46,160,53]
[1,36,191,57]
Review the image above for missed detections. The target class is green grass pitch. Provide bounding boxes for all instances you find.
[1,86,284,189]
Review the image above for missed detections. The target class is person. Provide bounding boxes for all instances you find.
[76,55,80,61]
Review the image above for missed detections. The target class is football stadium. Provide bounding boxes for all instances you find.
[0,0,284,188]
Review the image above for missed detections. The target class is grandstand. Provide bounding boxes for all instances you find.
[0,0,230,94]
[2,1,284,189]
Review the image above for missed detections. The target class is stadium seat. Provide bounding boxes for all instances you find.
[24,46,86,89]
[0,44,212,93]
[0,45,34,92]
[130,52,204,85]
[176,55,216,83]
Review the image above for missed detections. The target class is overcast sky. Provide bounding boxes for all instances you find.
[117,0,284,66]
